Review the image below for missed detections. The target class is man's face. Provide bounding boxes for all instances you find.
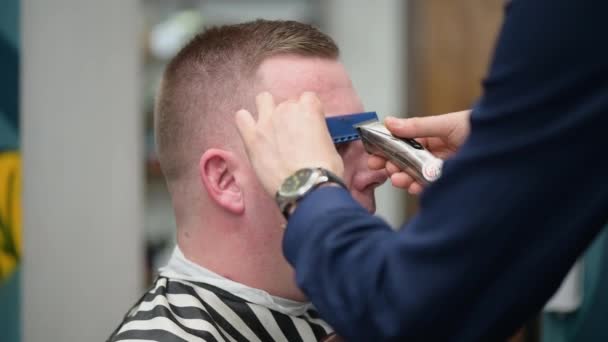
[231,54,388,301]
[255,55,388,212]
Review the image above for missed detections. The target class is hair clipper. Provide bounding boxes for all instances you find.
[326,112,443,184]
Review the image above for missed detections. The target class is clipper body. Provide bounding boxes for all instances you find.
[356,120,443,184]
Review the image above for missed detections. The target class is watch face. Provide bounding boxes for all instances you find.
[280,168,314,197]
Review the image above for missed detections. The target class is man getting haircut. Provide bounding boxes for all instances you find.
[109,19,387,342]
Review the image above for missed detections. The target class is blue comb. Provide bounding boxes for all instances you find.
[326,112,379,144]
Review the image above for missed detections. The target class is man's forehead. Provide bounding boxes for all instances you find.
[255,55,364,116]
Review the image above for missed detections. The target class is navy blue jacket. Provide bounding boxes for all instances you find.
[284,1,608,340]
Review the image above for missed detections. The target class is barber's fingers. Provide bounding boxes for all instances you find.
[390,172,413,189]
[369,157,426,194]
[368,156,409,175]
[255,92,276,124]
[385,161,402,176]
[368,155,387,170]
[385,115,453,139]
[407,182,424,195]
[390,172,423,194]
[235,109,257,149]
[300,91,324,118]
[369,157,411,180]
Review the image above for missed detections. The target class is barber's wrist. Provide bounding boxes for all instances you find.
[284,183,342,218]
[275,167,346,221]
[281,185,346,230]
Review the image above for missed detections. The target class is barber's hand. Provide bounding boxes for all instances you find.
[368,110,471,194]
[235,91,344,196]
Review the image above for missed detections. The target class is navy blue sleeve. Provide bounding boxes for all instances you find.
[283,1,608,341]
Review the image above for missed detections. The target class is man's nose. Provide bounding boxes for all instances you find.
[353,164,389,191]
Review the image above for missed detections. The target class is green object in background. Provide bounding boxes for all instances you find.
[0,113,18,151]
[543,229,608,342]
[0,0,21,341]
[0,268,20,342]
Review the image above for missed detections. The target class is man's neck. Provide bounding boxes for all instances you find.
[176,219,306,301]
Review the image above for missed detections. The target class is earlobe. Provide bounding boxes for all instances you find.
[199,149,245,215]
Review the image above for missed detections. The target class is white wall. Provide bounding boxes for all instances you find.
[21,1,143,340]
[322,0,407,227]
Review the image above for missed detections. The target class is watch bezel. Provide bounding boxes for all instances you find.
[277,168,322,199]
[276,168,345,220]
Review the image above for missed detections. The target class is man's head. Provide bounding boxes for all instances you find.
[155,20,386,300]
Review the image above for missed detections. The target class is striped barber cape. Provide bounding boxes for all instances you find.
[108,247,336,342]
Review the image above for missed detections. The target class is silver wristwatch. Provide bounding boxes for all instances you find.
[276,168,346,219]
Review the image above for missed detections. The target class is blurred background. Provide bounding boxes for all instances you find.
[0,0,606,341]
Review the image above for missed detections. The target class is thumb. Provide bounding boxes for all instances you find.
[385,115,452,139]
[235,109,257,149]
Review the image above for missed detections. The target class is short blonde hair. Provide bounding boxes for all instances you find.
[155,20,339,182]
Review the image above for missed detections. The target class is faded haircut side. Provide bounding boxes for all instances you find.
[155,19,339,184]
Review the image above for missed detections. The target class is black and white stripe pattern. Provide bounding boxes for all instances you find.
[108,277,333,341]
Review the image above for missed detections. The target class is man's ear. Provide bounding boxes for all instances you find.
[199,149,245,215]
